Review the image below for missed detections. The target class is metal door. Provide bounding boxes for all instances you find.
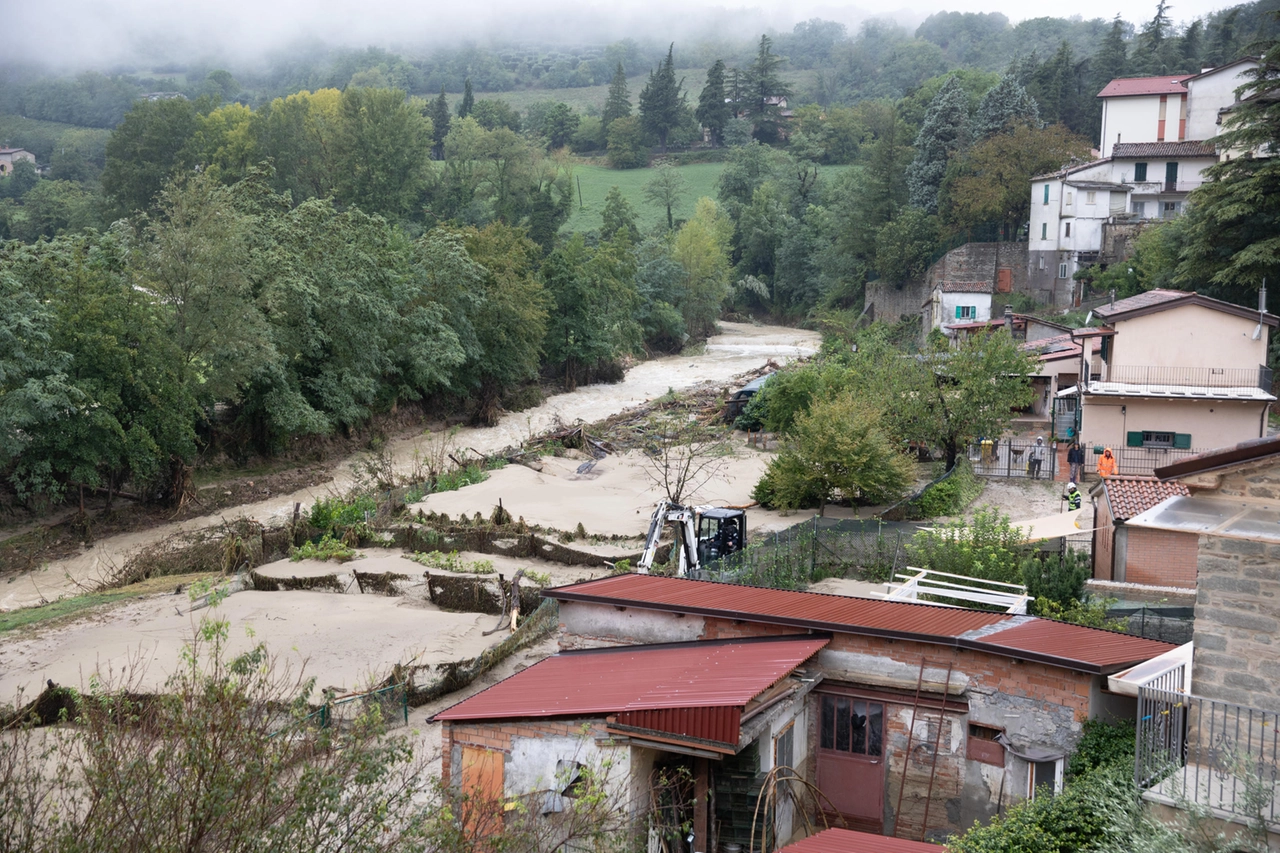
[816,694,885,833]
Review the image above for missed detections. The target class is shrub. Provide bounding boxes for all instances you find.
[308,494,378,537]
[907,504,1026,585]
[911,458,982,518]
[290,535,359,562]
[410,551,496,574]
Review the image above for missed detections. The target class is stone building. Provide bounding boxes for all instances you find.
[435,575,1175,846]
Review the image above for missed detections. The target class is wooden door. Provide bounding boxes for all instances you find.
[461,745,504,838]
[816,694,885,833]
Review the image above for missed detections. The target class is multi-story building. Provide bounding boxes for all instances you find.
[1027,61,1257,298]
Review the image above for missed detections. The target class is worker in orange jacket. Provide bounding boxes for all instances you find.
[1096,447,1117,478]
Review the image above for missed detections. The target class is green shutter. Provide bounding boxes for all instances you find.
[956,306,962,319]
[1173,433,1192,449]
[1127,431,1144,447]
[1043,184,1050,203]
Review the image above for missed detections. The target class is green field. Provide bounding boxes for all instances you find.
[0,114,111,162]
[563,161,726,233]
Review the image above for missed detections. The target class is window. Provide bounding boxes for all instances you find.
[1163,201,1182,218]
[1029,758,1064,799]
[1065,191,1073,205]
[1085,190,1096,204]
[1043,184,1050,204]
[1040,222,1047,240]
[774,722,795,776]
[1128,431,1192,449]
[1134,162,1148,181]
[1058,263,1068,279]
[820,696,883,757]
[968,723,1005,767]
[1064,222,1071,237]
[1132,201,1147,217]
[956,305,976,320]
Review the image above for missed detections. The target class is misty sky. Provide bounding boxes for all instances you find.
[7,0,1240,69]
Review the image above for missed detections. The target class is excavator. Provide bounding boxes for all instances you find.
[635,499,747,576]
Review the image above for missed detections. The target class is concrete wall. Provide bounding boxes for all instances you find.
[1081,396,1268,457]
[1185,63,1256,142]
[1100,94,1183,157]
[936,291,993,327]
[1109,304,1269,372]
[865,279,930,325]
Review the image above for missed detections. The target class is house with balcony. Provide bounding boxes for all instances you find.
[1064,289,1277,476]
[1027,61,1258,298]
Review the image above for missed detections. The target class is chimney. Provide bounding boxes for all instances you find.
[1110,288,1116,308]
[1004,304,1014,334]
[1259,279,1268,313]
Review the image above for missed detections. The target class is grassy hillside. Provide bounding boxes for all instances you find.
[563,160,852,234]
[0,115,111,163]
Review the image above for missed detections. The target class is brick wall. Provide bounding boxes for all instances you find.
[1124,527,1198,588]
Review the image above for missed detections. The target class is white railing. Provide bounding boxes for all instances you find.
[883,568,1033,614]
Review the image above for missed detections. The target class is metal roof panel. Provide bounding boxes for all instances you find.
[977,620,1175,671]
[780,828,948,852]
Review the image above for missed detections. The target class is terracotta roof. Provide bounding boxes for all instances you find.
[545,575,1176,674]
[979,620,1176,670]
[1097,75,1192,98]
[1155,435,1280,481]
[1032,157,1110,181]
[1111,141,1216,159]
[1092,289,1280,326]
[938,280,994,294]
[1103,476,1191,521]
[433,636,827,749]
[780,828,947,853]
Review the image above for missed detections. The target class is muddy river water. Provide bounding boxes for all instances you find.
[1,322,819,611]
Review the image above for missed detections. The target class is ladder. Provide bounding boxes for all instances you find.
[892,654,956,842]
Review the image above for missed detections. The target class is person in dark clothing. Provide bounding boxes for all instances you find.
[1067,442,1084,483]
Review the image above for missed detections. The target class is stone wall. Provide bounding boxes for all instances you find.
[865,279,929,325]
[927,242,1028,296]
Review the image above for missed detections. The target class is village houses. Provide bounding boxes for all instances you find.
[0,147,36,176]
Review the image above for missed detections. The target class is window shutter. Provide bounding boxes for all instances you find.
[1043,184,1050,204]
[1127,431,1144,447]
[956,306,962,319]
[1173,433,1192,449]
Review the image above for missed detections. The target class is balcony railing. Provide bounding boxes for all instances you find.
[1137,683,1280,827]
[1105,364,1273,391]
[1131,180,1204,194]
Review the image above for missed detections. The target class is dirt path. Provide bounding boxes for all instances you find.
[1,322,818,612]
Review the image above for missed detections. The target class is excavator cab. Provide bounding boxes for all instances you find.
[695,508,746,568]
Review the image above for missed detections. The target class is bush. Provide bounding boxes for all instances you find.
[1067,719,1135,780]
[910,457,982,519]
[1022,547,1091,608]
[290,535,359,563]
[308,494,378,537]
[907,504,1026,584]
[410,551,496,574]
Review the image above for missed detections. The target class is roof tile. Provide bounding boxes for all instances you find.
[1097,75,1193,98]
[1112,141,1216,159]
[938,280,994,294]
[1103,476,1190,521]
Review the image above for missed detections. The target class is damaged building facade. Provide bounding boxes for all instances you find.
[435,574,1174,847]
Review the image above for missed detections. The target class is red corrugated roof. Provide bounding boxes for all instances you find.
[780,828,947,852]
[546,576,1176,673]
[549,574,1009,641]
[1103,476,1191,521]
[1097,75,1192,98]
[978,620,1174,669]
[433,635,828,746]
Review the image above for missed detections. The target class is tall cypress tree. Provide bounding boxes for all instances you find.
[746,35,791,143]
[428,86,451,160]
[1092,17,1130,89]
[907,75,970,214]
[697,60,731,145]
[973,75,1040,139]
[458,79,474,119]
[639,44,684,153]
[602,63,632,137]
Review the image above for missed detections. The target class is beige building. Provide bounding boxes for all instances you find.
[1068,290,1277,476]
[0,147,36,176]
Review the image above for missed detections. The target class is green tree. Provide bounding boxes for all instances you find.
[696,59,731,146]
[874,208,939,284]
[642,162,689,230]
[601,185,640,242]
[332,87,433,219]
[972,75,1041,140]
[428,86,451,159]
[639,44,684,154]
[250,88,343,204]
[908,75,971,213]
[458,77,474,118]
[755,393,913,514]
[745,35,792,144]
[605,115,648,169]
[470,99,522,132]
[101,96,200,215]
[540,102,580,149]
[0,159,40,199]
[602,63,632,141]
[672,197,732,340]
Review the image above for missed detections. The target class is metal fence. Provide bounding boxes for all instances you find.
[690,518,923,589]
[311,683,409,731]
[1095,445,1206,477]
[966,438,1058,480]
[1136,683,1280,827]
[1106,364,1273,391]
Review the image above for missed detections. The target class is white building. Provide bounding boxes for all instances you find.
[922,280,994,338]
[1028,60,1258,298]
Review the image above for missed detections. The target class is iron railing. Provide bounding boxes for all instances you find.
[966,438,1058,480]
[1099,445,1207,477]
[1104,364,1273,391]
[1136,683,1280,827]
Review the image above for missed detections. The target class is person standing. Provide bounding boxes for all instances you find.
[1067,441,1084,483]
[1028,436,1045,479]
[1064,481,1082,510]
[1097,447,1117,478]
